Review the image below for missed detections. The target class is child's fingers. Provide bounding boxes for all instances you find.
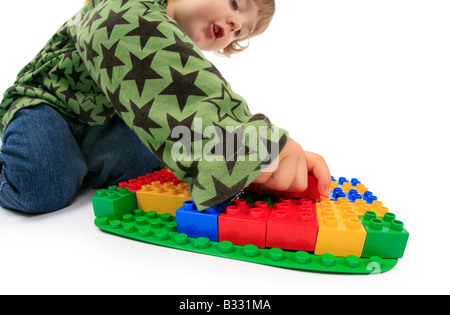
[262,154,297,191]
[252,155,280,184]
[305,151,331,197]
[286,149,308,192]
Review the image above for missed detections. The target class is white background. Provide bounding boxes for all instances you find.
[0,0,449,295]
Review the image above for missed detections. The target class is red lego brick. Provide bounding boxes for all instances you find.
[118,169,185,192]
[244,174,321,200]
[265,197,318,251]
[218,199,271,248]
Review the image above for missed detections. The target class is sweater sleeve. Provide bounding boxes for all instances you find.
[70,0,288,210]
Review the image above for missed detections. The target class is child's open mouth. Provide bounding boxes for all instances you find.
[209,23,225,40]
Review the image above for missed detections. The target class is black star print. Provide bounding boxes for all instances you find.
[168,21,186,35]
[160,67,207,112]
[191,177,206,191]
[129,98,163,138]
[125,17,166,50]
[97,8,131,39]
[203,84,242,122]
[248,113,273,126]
[176,159,200,183]
[80,85,103,105]
[117,0,132,8]
[206,123,257,176]
[97,106,115,122]
[68,67,85,87]
[60,87,79,104]
[78,106,96,123]
[51,66,67,84]
[123,51,162,96]
[46,82,61,96]
[163,33,202,67]
[106,86,128,115]
[141,2,161,16]
[199,176,249,208]
[166,112,204,143]
[53,38,70,52]
[255,133,288,171]
[85,6,105,33]
[22,85,37,96]
[100,41,125,79]
[80,11,92,27]
[84,36,100,66]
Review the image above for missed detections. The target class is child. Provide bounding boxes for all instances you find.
[0,0,330,214]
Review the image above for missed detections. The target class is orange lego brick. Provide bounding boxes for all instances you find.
[136,181,192,216]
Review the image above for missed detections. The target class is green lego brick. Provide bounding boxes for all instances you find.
[92,186,137,220]
[94,210,398,274]
[359,211,409,259]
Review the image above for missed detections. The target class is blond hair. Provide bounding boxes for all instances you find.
[218,0,275,57]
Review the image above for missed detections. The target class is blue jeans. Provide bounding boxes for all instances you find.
[0,104,160,214]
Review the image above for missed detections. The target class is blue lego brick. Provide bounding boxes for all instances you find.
[175,200,229,241]
[329,176,378,204]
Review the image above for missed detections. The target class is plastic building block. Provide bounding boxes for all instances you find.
[329,176,379,204]
[136,181,192,216]
[175,200,229,241]
[245,175,321,200]
[92,186,137,220]
[314,198,368,257]
[118,169,185,192]
[239,191,276,207]
[265,198,318,252]
[94,210,398,274]
[218,199,271,248]
[359,211,409,258]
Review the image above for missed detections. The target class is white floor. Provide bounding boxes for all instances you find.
[1,0,449,295]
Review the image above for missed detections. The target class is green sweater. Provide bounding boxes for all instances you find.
[0,0,288,210]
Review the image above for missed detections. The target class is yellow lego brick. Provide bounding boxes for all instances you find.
[331,179,369,195]
[314,198,368,257]
[136,181,192,216]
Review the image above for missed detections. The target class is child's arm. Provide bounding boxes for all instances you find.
[71,0,289,210]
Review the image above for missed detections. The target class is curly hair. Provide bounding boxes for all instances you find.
[217,0,275,57]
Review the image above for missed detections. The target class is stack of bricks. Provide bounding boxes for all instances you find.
[115,169,192,216]
[92,170,409,259]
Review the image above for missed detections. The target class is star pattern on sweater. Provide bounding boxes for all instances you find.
[97,7,131,39]
[203,84,242,123]
[123,51,162,96]
[163,32,203,68]
[199,176,249,208]
[130,98,163,138]
[125,17,166,50]
[160,67,207,112]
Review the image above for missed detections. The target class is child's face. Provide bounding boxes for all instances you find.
[167,0,259,51]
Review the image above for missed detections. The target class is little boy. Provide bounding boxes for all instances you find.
[0,0,330,214]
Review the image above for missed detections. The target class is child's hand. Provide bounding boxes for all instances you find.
[253,137,331,198]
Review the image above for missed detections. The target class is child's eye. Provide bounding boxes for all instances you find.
[231,0,239,10]
[235,29,241,37]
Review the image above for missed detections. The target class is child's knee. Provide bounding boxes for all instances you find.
[0,177,78,214]
[19,191,73,214]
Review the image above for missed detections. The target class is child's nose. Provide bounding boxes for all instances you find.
[226,16,243,33]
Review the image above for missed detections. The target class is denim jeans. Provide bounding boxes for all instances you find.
[0,104,160,214]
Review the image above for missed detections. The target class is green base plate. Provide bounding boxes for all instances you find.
[94,210,398,274]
